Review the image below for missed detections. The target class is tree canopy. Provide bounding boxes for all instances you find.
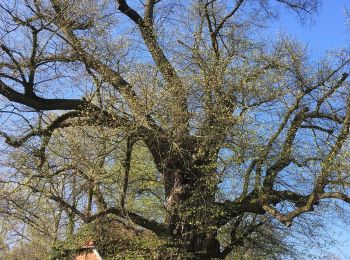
[0,0,349,259]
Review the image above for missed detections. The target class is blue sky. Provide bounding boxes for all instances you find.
[272,1,350,258]
[273,0,349,53]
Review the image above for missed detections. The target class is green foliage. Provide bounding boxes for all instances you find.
[120,142,165,220]
[49,216,164,260]
[1,240,50,260]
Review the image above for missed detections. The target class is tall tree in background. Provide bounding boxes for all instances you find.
[1,0,350,258]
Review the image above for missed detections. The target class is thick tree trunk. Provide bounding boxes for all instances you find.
[157,233,221,259]
[161,165,221,259]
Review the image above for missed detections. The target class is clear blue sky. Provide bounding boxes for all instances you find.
[273,0,349,53]
[273,1,350,258]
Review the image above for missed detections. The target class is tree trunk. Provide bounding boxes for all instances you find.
[157,233,221,259]
[161,165,221,259]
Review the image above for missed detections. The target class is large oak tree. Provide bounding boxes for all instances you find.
[1,0,350,258]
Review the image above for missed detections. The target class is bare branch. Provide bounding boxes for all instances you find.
[212,0,245,37]
[0,79,87,110]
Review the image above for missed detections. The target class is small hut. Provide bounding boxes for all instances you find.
[74,239,102,260]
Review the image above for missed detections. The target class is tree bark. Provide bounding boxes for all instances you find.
[161,163,221,259]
